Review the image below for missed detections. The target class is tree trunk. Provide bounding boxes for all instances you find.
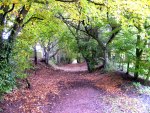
[126,62,130,75]
[134,56,140,80]
[77,53,82,63]
[34,46,37,65]
[145,70,150,85]
[134,35,142,80]
[119,55,122,69]
[85,58,93,73]
[103,47,109,69]
[108,50,111,61]
[43,46,48,65]
[121,54,124,71]
[45,52,49,65]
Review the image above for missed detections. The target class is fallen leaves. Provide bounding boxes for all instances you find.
[0,63,150,113]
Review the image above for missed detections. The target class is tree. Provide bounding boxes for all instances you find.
[57,0,122,71]
[0,0,53,95]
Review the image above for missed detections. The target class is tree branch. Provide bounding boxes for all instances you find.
[55,0,78,2]
[33,0,49,4]
[22,16,44,27]
[87,0,105,6]
[55,0,105,6]
[106,26,121,46]
[3,4,15,19]
[48,39,59,51]
[49,48,61,58]
[145,25,150,29]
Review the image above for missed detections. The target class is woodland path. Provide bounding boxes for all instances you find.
[0,62,150,113]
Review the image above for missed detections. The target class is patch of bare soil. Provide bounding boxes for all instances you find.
[0,63,150,113]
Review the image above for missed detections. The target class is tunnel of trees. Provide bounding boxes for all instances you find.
[0,0,150,98]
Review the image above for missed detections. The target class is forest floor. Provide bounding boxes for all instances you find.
[0,62,150,113]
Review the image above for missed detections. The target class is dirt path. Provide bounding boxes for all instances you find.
[51,88,105,113]
[50,62,87,72]
[0,63,150,113]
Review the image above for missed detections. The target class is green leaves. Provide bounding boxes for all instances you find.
[0,61,16,96]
